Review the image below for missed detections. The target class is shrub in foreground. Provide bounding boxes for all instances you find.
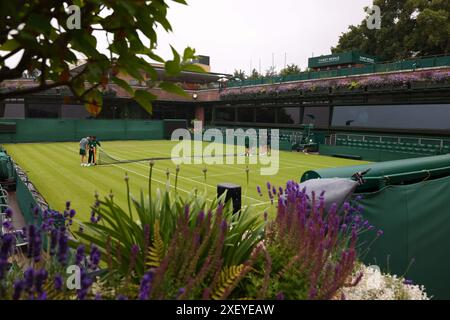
[0,170,429,300]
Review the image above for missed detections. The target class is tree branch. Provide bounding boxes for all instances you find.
[0,49,34,82]
[0,81,69,101]
[0,48,22,64]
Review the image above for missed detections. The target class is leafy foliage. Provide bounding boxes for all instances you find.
[247,68,262,80]
[73,164,265,289]
[0,1,203,113]
[332,0,450,60]
[238,181,378,300]
[232,69,247,81]
[212,265,245,300]
[279,64,301,77]
[146,221,164,269]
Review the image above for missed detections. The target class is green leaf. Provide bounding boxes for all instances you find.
[134,90,156,114]
[111,76,134,95]
[183,47,196,61]
[170,45,181,64]
[165,60,181,76]
[26,13,53,34]
[159,81,189,98]
[181,64,206,73]
[0,39,20,52]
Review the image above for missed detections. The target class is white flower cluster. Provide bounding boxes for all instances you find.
[339,264,430,300]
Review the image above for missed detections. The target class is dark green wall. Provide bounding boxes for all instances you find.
[0,119,165,143]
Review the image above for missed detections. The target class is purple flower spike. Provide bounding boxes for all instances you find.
[256,185,262,196]
[139,271,154,300]
[75,245,85,266]
[177,288,186,298]
[13,280,25,300]
[5,207,13,218]
[54,274,63,291]
[89,245,101,269]
[24,268,35,290]
[221,220,228,233]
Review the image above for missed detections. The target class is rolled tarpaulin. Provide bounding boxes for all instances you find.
[301,154,450,192]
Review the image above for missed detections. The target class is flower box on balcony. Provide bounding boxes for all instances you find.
[411,81,450,90]
[278,90,301,98]
[332,86,365,94]
[304,87,331,96]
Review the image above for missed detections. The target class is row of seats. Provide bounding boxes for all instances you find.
[204,128,296,142]
[336,138,450,155]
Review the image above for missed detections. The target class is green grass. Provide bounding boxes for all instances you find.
[4,140,367,222]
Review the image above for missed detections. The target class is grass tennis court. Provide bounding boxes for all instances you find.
[4,140,367,221]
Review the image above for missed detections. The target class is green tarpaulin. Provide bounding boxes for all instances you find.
[358,175,450,299]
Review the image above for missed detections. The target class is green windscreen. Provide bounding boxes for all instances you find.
[358,175,450,299]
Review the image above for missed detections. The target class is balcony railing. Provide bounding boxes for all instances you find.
[227,54,450,88]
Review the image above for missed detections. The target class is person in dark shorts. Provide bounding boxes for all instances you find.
[245,138,250,157]
[79,136,90,167]
[87,136,101,166]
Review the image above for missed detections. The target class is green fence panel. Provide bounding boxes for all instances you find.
[16,177,41,225]
[317,145,424,162]
[13,119,76,142]
[358,175,450,299]
[124,120,164,140]
[419,58,435,68]
[0,119,165,143]
[75,120,127,140]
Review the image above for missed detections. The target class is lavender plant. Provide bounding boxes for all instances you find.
[73,164,265,293]
[1,169,391,300]
[235,181,378,300]
[0,203,98,300]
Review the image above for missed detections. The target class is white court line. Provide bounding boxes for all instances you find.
[187,164,303,179]
[102,149,265,204]
[111,163,195,196]
[124,145,251,174]
[63,146,197,197]
[129,143,339,169]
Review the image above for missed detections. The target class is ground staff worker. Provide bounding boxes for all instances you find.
[88,136,101,165]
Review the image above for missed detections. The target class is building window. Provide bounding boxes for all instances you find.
[332,104,450,130]
[278,107,302,124]
[26,104,60,118]
[1,103,25,119]
[204,107,213,124]
[238,108,255,123]
[303,107,330,127]
[216,107,235,122]
[255,107,276,123]
[61,104,90,119]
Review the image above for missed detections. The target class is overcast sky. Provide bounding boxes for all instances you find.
[155,0,373,74]
[3,0,374,75]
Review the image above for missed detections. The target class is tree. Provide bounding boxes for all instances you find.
[265,66,278,78]
[0,0,203,114]
[332,0,450,61]
[233,69,247,81]
[279,64,301,77]
[247,68,262,80]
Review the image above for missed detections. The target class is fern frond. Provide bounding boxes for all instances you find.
[146,220,165,269]
[43,280,65,300]
[212,265,244,300]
